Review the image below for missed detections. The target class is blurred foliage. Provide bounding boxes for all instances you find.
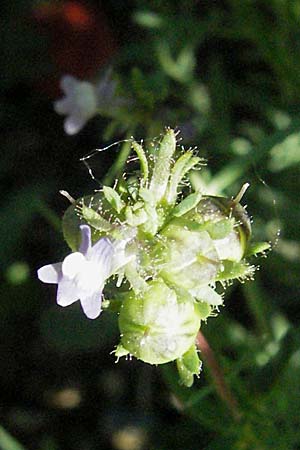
[1,0,300,449]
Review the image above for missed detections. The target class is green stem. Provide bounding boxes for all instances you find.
[36,199,61,232]
[196,331,242,422]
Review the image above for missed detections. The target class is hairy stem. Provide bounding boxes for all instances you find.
[196,330,242,421]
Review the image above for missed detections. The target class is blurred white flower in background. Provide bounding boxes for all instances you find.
[54,70,122,135]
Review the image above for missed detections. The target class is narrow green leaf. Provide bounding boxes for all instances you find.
[246,241,271,257]
[149,129,176,203]
[103,186,125,213]
[216,260,255,281]
[78,202,112,232]
[0,426,27,450]
[269,132,300,171]
[131,141,149,185]
[167,151,201,203]
[172,191,202,217]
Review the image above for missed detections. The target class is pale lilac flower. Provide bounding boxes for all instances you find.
[54,76,98,135]
[54,70,122,135]
[37,225,130,319]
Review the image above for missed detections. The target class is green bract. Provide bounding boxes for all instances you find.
[117,280,201,364]
[62,128,269,386]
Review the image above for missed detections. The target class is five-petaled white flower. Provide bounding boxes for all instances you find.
[54,70,122,135]
[37,225,131,319]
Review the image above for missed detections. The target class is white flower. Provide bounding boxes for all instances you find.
[54,70,122,135]
[37,225,131,319]
[54,76,98,135]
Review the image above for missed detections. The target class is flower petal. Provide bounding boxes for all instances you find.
[79,225,92,255]
[111,239,134,273]
[57,277,79,307]
[60,75,77,94]
[37,263,62,284]
[64,115,86,135]
[62,252,86,278]
[54,97,72,115]
[90,237,114,274]
[80,291,103,319]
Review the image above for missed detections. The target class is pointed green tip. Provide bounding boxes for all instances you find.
[114,344,130,360]
[176,345,202,387]
[246,241,271,257]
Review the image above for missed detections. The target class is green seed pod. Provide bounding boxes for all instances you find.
[155,221,221,290]
[118,280,201,364]
[184,188,251,262]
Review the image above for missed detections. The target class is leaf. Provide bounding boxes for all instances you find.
[0,426,27,450]
[172,191,202,217]
[62,194,112,251]
[250,326,300,393]
[149,129,176,203]
[216,260,255,281]
[269,132,300,171]
[157,43,195,83]
[176,345,202,387]
[167,151,202,204]
[131,141,149,185]
[133,11,163,29]
[246,241,271,257]
[103,186,125,213]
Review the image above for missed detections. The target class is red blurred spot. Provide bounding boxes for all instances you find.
[63,2,93,29]
[33,1,117,97]
[33,1,94,30]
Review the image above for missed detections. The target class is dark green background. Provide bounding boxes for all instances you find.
[1,1,300,449]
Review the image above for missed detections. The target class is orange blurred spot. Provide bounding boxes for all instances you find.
[32,1,118,97]
[63,1,93,29]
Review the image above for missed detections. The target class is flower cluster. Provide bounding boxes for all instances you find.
[38,129,269,386]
